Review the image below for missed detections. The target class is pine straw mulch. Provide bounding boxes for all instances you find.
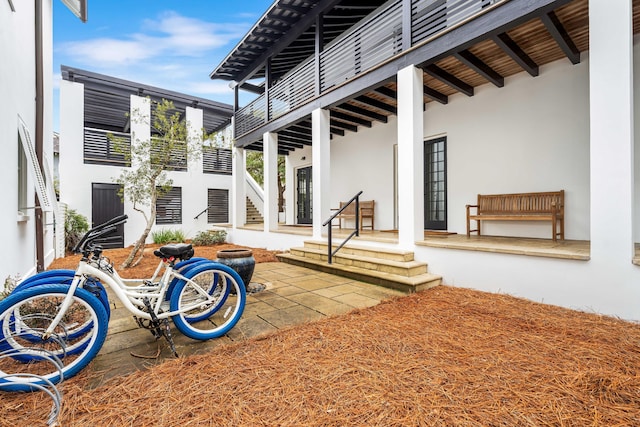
[46,243,282,279]
[3,283,640,426]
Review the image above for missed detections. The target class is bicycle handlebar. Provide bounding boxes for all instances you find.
[73,215,128,253]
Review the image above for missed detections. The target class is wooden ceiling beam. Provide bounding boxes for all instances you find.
[454,50,504,88]
[330,127,345,136]
[279,131,310,144]
[374,86,397,101]
[277,139,305,149]
[354,95,397,114]
[423,86,448,104]
[330,110,372,128]
[423,64,474,97]
[492,33,539,77]
[330,119,357,133]
[335,103,388,123]
[540,11,580,65]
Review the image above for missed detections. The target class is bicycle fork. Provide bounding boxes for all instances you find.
[42,275,83,340]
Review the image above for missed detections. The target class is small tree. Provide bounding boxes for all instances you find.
[246,151,286,213]
[112,99,201,268]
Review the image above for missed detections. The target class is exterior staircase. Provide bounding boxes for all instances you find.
[277,240,441,293]
[246,197,263,224]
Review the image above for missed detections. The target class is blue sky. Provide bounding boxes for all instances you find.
[53,0,273,131]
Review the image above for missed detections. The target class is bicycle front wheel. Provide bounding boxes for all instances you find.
[170,263,246,340]
[0,284,109,392]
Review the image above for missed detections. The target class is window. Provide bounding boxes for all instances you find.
[156,187,182,224]
[207,189,229,223]
[203,147,232,174]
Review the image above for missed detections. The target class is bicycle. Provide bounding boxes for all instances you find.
[0,215,246,392]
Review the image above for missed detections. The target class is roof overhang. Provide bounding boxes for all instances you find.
[209,0,388,85]
[61,65,234,133]
[60,0,88,23]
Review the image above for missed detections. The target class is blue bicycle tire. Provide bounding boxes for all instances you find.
[0,284,109,391]
[170,263,245,340]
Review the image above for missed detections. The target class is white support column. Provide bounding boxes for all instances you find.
[129,95,151,241]
[397,65,424,246]
[185,106,203,174]
[232,145,246,228]
[284,154,294,224]
[589,0,634,261]
[312,108,331,240]
[130,95,151,169]
[58,80,84,210]
[264,132,279,231]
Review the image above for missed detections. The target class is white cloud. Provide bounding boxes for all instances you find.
[57,11,248,67]
[59,37,162,65]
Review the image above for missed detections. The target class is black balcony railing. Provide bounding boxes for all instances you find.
[83,127,130,166]
[234,0,504,139]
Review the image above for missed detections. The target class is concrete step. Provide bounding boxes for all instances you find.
[246,197,264,224]
[277,241,441,293]
[290,246,427,277]
[304,240,415,262]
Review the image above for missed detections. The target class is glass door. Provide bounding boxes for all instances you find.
[424,137,447,230]
[296,166,312,224]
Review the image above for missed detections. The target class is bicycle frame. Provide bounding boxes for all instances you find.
[43,257,219,338]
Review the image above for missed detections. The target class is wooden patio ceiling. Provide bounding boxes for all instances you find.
[242,0,639,156]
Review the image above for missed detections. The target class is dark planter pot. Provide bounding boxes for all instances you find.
[215,249,255,288]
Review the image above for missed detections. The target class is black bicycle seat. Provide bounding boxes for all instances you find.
[153,243,194,261]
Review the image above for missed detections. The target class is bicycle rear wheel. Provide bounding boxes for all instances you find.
[0,284,108,392]
[170,263,246,340]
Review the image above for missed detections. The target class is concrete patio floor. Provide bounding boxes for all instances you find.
[87,262,405,387]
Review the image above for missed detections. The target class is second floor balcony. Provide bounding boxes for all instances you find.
[212,0,589,150]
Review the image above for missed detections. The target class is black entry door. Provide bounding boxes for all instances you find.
[91,183,125,248]
[424,137,447,230]
[296,166,312,224]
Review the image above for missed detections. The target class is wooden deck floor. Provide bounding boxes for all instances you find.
[238,224,593,261]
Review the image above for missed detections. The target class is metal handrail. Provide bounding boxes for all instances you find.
[194,205,214,220]
[322,191,363,264]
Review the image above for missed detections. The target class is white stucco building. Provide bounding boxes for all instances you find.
[208,0,640,320]
[1,1,85,289]
[59,67,235,248]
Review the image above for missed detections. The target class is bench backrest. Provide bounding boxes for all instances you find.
[478,191,564,215]
[338,200,374,215]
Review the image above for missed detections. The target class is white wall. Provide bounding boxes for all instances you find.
[326,55,591,239]
[59,84,233,246]
[249,39,640,320]
[1,1,56,287]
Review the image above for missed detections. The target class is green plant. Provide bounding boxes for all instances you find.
[152,229,185,244]
[1,275,18,301]
[111,98,203,268]
[65,208,89,252]
[191,230,227,246]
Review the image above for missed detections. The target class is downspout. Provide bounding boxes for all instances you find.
[35,0,45,271]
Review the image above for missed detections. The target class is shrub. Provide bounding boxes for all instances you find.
[191,230,227,246]
[152,229,185,244]
[65,208,89,252]
[1,275,18,301]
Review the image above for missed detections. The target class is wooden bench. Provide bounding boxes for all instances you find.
[466,190,564,241]
[334,200,375,231]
